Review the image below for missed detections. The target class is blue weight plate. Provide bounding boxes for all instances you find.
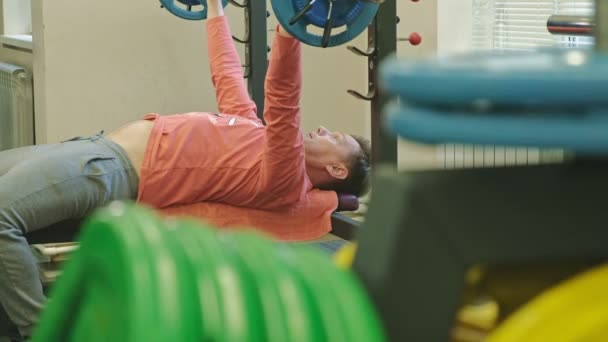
[292,0,364,28]
[160,0,229,21]
[385,104,608,154]
[272,0,378,47]
[177,0,201,5]
[380,49,608,110]
[384,106,608,154]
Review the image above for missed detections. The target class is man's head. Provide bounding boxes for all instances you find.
[304,126,371,197]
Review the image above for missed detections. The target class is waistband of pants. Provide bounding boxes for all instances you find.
[94,131,140,197]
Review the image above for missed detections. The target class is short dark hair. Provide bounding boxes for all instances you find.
[322,135,371,197]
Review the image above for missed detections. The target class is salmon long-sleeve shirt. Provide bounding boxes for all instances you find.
[136,16,312,211]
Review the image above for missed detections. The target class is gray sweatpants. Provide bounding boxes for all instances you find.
[0,132,138,338]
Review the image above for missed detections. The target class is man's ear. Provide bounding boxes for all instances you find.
[325,163,348,180]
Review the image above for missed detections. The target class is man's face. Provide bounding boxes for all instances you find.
[303,126,360,170]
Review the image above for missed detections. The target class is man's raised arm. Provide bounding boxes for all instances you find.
[206,2,258,121]
[257,26,308,209]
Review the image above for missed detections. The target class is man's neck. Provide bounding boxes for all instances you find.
[306,165,330,189]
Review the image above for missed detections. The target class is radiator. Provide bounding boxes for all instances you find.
[0,62,34,151]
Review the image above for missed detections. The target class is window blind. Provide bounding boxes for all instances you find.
[472,0,595,51]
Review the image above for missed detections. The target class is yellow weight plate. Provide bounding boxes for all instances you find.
[488,264,608,342]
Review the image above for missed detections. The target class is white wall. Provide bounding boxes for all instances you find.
[395,0,440,170]
[23,0,369,143]
[437,0,473,56]
[32,0,244,142]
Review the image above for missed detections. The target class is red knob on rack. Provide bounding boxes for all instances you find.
[398,32,422,46]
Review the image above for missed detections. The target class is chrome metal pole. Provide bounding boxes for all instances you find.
[547,15,594,36]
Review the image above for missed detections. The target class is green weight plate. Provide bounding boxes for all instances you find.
[174,221,243,342]
[218,233,288,342]
[191,224,265,342]
[168,220,221,340]
[223,232,323,342]
[32,206,145,342]
[32,202,197,342]
[289,246,353,342]
[277,243,348,342]
[295,246,386,342]
[131,207,201,341]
